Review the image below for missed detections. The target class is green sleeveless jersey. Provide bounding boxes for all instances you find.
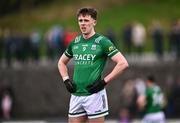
[64,33,119,96]
[145,85,164,114]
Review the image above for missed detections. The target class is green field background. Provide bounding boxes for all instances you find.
[0,0,180,53]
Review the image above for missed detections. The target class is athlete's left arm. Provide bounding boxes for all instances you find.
[104,52,129,83]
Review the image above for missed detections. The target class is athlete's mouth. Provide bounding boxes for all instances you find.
[81,26,86,29]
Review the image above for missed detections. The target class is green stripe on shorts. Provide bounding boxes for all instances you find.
[88,110,108,117]
[69,111,86,115]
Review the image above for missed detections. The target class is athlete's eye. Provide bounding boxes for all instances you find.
[79,19,83,22]
[84,19,89,22]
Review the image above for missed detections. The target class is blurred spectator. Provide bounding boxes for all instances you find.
[121,79,135,107]
[45,30,53,60]
[14,31,28,64]
[134,77,146,96]
[30,30,41,62]
[133,77,146,117]
[0,29,3,63]
[52,26,64,59]
[164,75,174,99]
[174,20,180,61]
[132,22,146,54]
[0,85,3,119]
[4,29,13,67]
[1,90,13,120]
[45,25,65,60]
[0,79,14,120]
[151,20,164,60]
[118,108,131,123]
[4,30,28,66]
[63,30,78,47]
[121,79,138,118]
[105,27,116,45]
[164,75,175,118]
[169,22,176,56]
[122,23,133,54]
[168,76,180,118]
[169,20,180,61]
[22,32,31,63]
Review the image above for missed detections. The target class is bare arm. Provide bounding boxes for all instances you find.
[137,95,146,110]
[104,52,129,83]
[58,54,71,81]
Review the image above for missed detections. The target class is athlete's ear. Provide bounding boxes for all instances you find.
[93,20,97,26]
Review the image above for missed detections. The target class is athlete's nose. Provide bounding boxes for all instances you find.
[81,20,86,25]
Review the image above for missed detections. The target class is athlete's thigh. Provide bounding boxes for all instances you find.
[69,115,87,123]
[88,116,105,123]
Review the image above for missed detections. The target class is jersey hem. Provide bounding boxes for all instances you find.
[72,93,92,96]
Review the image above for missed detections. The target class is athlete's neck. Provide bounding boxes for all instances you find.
[83,31,96,40]
[147,82,154,87]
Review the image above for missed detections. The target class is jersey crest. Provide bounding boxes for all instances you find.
[91,44,96,50]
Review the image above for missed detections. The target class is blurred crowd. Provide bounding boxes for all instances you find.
[110,20,180,60]
[0,20,180,68]
[0,25,78,67]
[108,19,180,61]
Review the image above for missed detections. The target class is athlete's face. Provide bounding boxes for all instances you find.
[78,14,96,35]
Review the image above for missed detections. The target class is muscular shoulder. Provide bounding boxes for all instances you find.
[95,33,119,57]
[94,33,110,44]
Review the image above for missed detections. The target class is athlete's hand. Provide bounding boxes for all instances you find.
[64,79,76,93]
[86,79,107,94]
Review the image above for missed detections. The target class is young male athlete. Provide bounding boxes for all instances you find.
[58,7,129,123]
[137,75,165,123]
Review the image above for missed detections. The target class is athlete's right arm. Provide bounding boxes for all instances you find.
[58,54,76,93]
[58,53,71,80]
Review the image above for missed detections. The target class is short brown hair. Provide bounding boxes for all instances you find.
[147,75,155,83]
[77,7,97,20]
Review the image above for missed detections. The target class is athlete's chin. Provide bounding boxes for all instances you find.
[80,29,87,34]
[81,32,88,35]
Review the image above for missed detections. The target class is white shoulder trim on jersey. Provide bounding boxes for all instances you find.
[75,35,81,43]
[95,36,103,44]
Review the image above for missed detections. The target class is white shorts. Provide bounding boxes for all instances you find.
[68,89,109,119]
[142,112,165,123]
